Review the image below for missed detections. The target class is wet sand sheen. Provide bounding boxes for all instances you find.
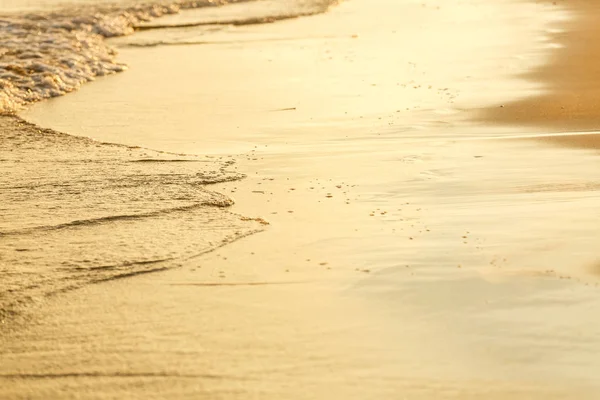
[479,0,600,149]
[2,0,600,399]
[0,114,265,322]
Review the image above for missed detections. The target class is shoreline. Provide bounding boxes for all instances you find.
[0,113,267,327]
[3,0,600,398]
[1,0,337,325]
[478,0,600,148]
[0,0,328,115]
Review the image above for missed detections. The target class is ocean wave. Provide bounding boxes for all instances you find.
[0,0,340,324]
[118,33,343,48]
[135,0,340,30]
[0,0,340,114]
[0,0,249,113]
[0,115,265,322]
[0,201,234,237]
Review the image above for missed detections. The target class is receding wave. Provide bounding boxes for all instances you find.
[0,0,340,114]
[135,0,340,29]
[0,116,265,321]
[121,35,342,48]
[1,203,233,237]
[0,0,340,323]
[0,0,246,113]
[134,14,318,29]
[135,3,339,30]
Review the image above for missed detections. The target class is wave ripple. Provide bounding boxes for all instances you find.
[0,1,246,113]
[0,116,264,321]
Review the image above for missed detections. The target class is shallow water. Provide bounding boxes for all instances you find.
[2,0,600,398]
[0,115,267,320]
[0,0,334,317]
[0,0,339,113]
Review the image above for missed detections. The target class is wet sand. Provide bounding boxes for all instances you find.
[479,0,600,149]
[0,114,267,324]
[2,0,600,398]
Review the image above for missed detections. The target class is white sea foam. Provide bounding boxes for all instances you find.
[0,0,340,114]
[0,0,340,322]
[0,1,246,113]
[0,115,265,320]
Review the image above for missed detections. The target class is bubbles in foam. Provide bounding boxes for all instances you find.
[0,115,264,320]
[0,1,242,113]
[0,0,343,113]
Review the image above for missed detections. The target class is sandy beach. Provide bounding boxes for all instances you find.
[481,0,600,134]
[1,0,599,398]
[478,0,600,152]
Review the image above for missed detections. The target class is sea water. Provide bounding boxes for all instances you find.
[2,0,600,398]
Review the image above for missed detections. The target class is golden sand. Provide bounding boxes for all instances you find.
[2,0,599,398]
[480,0,600,149]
